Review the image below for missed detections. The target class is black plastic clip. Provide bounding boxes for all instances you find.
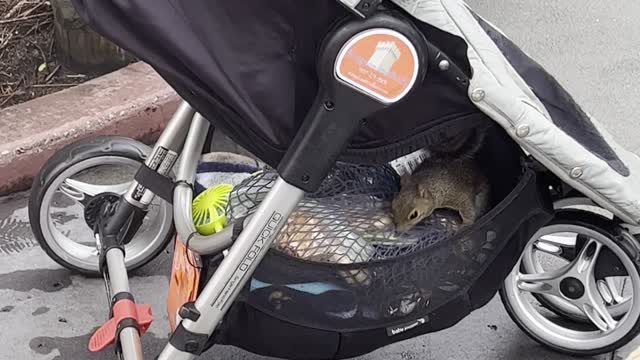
[178,302,201,322]
[338,0,383,18]
[96,202,125,273]
[111,292,135,309]
[169,322,209,355]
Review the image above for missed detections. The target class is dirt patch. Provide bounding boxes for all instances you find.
[0,0,96,109]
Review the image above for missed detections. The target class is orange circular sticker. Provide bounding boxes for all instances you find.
[335,28,420,104]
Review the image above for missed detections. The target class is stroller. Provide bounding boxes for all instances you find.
[27,0,640,359]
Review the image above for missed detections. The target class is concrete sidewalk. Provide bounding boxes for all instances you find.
[0,62,179,195]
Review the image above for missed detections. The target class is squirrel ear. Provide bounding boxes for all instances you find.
[418,183,432,199]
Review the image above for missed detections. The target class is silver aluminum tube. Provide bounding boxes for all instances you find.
[125,101,195,207]
[175,112,209,184]
[172,112,235,255]
[173,184,235,254]
[106,250,130,293]
[106,250,144,360]
[158,178,304,360]
[154,101,196,153]
[119,328,144,360]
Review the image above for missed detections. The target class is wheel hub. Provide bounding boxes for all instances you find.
[84,193,121,230]
[560,277,585,300]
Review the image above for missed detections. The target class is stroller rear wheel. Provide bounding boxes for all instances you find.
[530,198,629,323]
[29,136,175,275]
[500,210,640,356]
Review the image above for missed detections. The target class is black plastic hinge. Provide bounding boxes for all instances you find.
[169,322,209,355]
[178,302,201,322]
[96,202,125,273]
[338,0,383,18]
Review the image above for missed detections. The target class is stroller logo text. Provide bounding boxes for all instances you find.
[239,212,282,272]
[211,212,283,311]
[386,317,428,336]
[336,28,419,104]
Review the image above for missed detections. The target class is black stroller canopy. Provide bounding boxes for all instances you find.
[71,0,640,227]
[71,0,487,168]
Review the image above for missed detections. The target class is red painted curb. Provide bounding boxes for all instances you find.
[0,62,180,195]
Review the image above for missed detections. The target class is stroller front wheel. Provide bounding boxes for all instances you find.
[500,210,640,356]
[28,136,175,275]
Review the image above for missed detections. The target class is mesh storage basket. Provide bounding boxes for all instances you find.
[203,128,553,359]
[211,143,551,333]
[227,163,462,269]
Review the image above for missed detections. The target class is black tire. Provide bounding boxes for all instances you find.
[28,135,175,276]
[500,210,640,357]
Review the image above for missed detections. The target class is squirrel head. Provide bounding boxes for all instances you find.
[392,177,435,233]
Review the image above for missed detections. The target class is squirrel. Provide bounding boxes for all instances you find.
[391,128,490,232]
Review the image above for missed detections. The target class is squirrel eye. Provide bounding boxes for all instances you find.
[408,210,419,220]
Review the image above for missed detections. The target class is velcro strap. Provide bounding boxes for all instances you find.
[134,165,174,203]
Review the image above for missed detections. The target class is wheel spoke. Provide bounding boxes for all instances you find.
[517,267,568,296]
[582,303,617,332]
[58,179,131,206]
[533,240,563,256]
[597,280,614,305]
[538,233,577,247]
[605,277,629,305]
[616,295,633,307]
[581,282,618,332]
[572,238,602,275]
[533,233,576,256]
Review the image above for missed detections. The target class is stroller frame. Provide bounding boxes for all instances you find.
[92,8,431,360]
[103,101,305,360]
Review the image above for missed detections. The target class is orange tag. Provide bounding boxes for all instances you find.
[336,28,420,104]
[167,237,201,331]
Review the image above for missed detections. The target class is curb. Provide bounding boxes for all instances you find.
[0,62,180,195]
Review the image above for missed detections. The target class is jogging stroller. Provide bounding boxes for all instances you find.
[27,0,640,359]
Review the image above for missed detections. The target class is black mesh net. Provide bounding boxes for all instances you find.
[226,163,461,267]
[215,158,551,332]
[202,126,552,338]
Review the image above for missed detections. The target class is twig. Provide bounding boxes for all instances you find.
[3,0,30,20]
[0,88,24,107]
[1,94,19,107]
[44,64,60,82]
[26,37,46,65]
[0,90,25,98]
[30,83,76,88]
[15,1,49,19]
[0,30,15,51]
[48,27,55,57]
[24,19,50,37]
[0,12,51,25]
[1,76,24,91]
